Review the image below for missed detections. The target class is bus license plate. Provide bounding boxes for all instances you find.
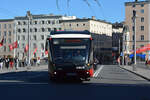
[66,73,77,76]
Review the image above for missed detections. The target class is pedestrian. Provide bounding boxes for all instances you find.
[0,58,3,70]
[9,58,14,69]
[117,56,120,65]
[37,57,40,66]
[5,57,9,69]
[14,57,19,70]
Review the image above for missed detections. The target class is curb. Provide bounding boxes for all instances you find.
[119,65,150,81]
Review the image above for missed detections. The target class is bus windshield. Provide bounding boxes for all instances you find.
[51,38,90,65]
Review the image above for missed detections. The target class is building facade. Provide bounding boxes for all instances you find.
[0,19,15,57]
[14,11,76,60]
[125,0,150,59]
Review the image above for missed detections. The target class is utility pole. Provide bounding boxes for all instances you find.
[122,29,125,66]
[27,11,32,67]
[132,10,136,71]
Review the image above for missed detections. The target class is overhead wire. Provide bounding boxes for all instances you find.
[83,0,97,17]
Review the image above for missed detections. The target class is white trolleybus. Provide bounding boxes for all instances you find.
[45,30,94,80]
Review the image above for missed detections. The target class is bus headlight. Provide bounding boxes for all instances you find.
[76,66,85,69]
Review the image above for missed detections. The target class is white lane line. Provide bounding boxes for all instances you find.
[93,65,104,77]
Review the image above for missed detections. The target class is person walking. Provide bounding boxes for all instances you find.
[14,57,19,70]
[5,57,9,69]
[0,58,3,70]
[37,57,40,66]
[9,58,14,69]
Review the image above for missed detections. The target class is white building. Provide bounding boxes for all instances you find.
[14,11,76,60]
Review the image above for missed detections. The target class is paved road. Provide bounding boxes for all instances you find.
[0,65,150,100]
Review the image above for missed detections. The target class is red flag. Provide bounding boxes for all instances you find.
[0,38,4,47]
[33,48,38,55]
[24,44,29,53]
[9,44,13,51]
[45,50,48,55]
[13,41,18,48]
[8,41,18,51]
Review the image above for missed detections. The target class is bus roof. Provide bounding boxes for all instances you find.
[50,30,91,35]
[50,34,91,38]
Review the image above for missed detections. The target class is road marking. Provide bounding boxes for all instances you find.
[93,65,104,77]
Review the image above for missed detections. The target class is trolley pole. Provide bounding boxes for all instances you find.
[132,10,136,71]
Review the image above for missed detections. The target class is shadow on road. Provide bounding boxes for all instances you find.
[0,71,150,100]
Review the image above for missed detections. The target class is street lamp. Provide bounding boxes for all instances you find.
[27,11,32,67]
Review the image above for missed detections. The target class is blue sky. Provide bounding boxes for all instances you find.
[0,0,134,23]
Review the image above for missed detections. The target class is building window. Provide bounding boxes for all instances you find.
[8,38,11,43]
[4,24,7,29]
[18,21,21,25]
[141,35,144,40]
[140,45,144,47]
[141,26,144,31]
[83,24,85,26]
[4,38,6,44]
[23,21,26,25]
[30,28,32,32]
[4,31,7,36]
[141,4,144,7]
[141,9,144,13]
[41,28,45,32]
[132,4,136,7]
[77,24,79,27]
[18,35,20,40]
[48,20,51,24]
[141,17,144,22]
[48,28,51,32]
[22,35,25,40]
[9,31,11,36]
[69,24,71,27]
[42,21,45,24]
[132,45,134,50]
[54,28,57,31]
[18,29,21,33]
[34,28,37,32]
[33,35,37,40]
[4,46,6,52]
[23,28,26,32]
[41,43,44,50]
[132,26,135,31]
[22,43,25,48]
[41,35,44,40]
[33,43,37,48]
[34,21,37,24]
[9,24,11,28]
[132,35,134,41]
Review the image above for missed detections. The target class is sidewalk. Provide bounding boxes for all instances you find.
[120,64,150,81]
[0,65,48,74]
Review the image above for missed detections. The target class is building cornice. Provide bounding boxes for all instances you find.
[60,18,112,25]
[125,1,150,6]
[0,19,14,22]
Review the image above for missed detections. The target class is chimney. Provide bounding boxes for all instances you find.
[91,16,96,20]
